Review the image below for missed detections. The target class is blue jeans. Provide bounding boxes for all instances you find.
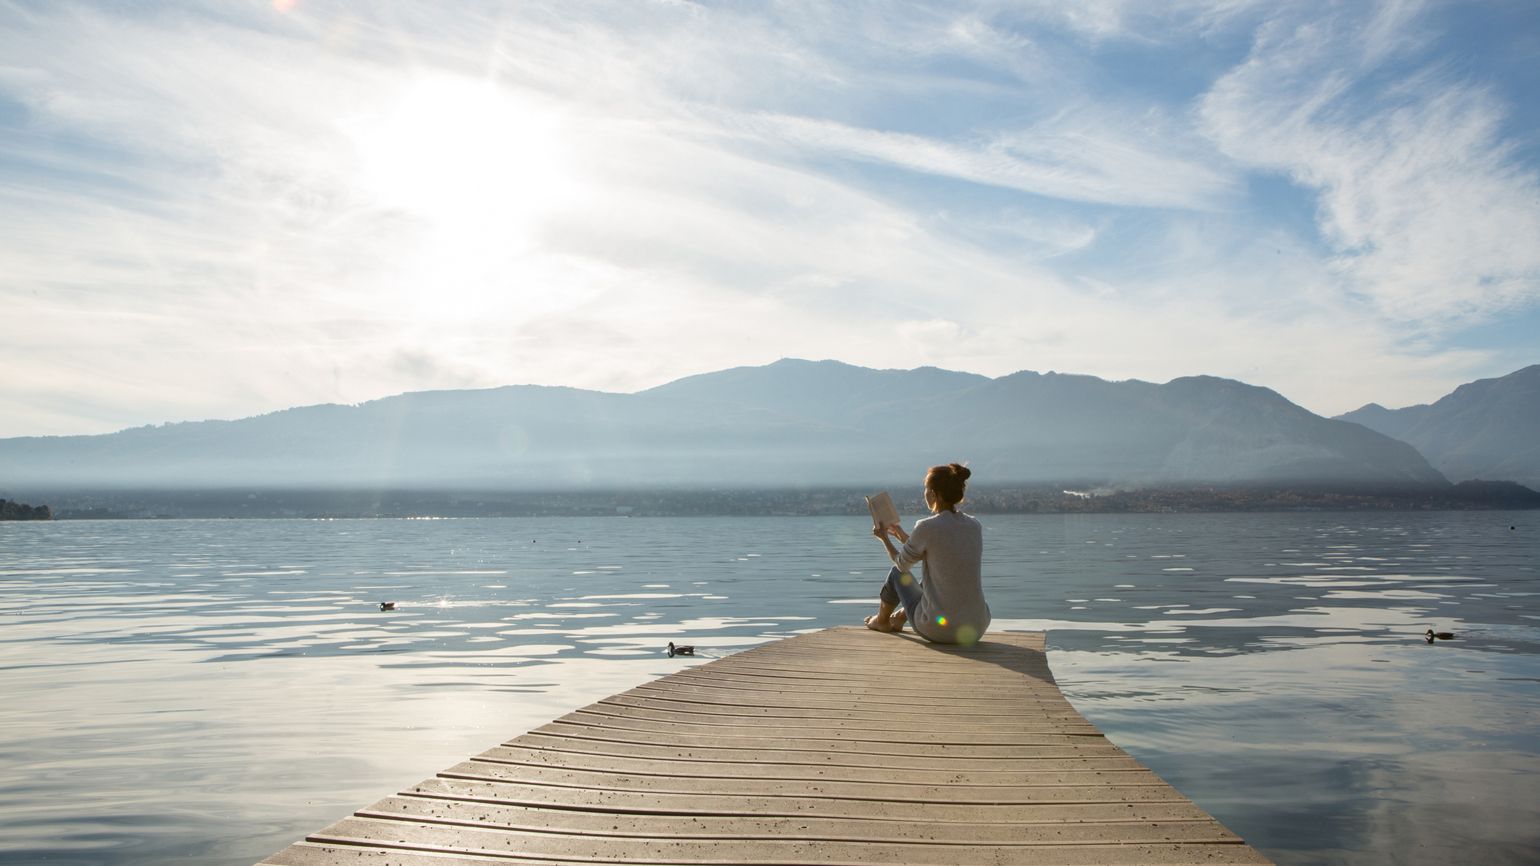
[879,566,923,616]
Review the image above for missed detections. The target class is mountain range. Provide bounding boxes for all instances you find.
[1335,364,1540,489]
[0,359,1460,493]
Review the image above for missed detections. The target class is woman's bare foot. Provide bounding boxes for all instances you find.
[864,614,895,632]
[888,609,907,632]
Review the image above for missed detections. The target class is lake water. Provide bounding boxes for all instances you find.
[1,512,1537,865]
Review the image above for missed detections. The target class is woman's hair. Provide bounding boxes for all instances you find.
[925,462,971,510]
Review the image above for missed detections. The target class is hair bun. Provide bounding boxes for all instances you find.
[925,462,971,509]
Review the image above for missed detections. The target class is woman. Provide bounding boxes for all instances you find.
[866,463,989,646]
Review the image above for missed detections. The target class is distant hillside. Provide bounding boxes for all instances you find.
[0,358,1445,492]
[1337,365,1540,488]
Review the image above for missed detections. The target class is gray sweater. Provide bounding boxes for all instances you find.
[894,510,989,645]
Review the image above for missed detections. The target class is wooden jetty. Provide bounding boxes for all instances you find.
[259,627,1273,865]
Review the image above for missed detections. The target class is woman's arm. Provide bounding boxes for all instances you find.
[873,526,902,565]
[889,522,926,572]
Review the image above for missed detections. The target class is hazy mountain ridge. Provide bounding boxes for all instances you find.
[1,358,1446,491]
[1336,365,1540,488]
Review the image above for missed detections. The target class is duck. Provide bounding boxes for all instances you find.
[379,601,396,611]
[1425,628,1454,642]
[667,641,694,657]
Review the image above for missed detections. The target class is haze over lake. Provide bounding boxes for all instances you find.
[2,512,1536,866]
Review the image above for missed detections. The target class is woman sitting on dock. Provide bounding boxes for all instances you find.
[866,462,990,646]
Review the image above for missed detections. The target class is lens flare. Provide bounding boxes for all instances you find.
[936,615,948,627]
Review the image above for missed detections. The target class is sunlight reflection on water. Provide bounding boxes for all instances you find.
[0,512,1537,866]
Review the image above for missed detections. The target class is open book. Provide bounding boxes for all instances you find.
[865,491,901,531]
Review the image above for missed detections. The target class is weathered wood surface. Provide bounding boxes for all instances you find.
[259,627,1273,865]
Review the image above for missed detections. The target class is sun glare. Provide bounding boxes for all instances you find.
[346,74,577,320]
[351,74,571,240]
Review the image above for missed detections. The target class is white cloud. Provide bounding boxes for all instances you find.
[897,318,970,347]
[733,107,1238,210]
[1199,5,1540,325]
[969,0,1266,44]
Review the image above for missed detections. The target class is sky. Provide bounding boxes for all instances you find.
[2,0,1539,438]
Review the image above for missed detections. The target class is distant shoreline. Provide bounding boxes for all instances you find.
[16,481,1538,520]
[0,498,51,521]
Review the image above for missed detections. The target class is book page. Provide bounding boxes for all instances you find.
[865,491,900,530]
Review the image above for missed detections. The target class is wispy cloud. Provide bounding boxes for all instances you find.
[727,107,1238,210]
[1199,4,1540,325]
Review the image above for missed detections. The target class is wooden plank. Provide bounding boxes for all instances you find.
[680,660,1058,681]
[504,733,1131,767]
[360,796,1229,840]
[403,776,1191,818]
[257,628,1274,865]
[614,688,1081,713]
[594,697,1082,719]
[627,681,1075,709]
[303,816,1268,864]
[652,667,1063,695]
[533,719,1105,746]
[641,673,1067,702]
[474,744,1152,779]
[286,819,1274,865]
[561,706,1098,733]
[265,840,1274,866]
[437,760,1168,800]
[514,732,1108,761]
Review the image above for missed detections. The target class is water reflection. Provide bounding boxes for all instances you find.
[0,512,1536,866]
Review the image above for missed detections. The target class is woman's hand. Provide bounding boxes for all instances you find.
[873,524,902,566]
[890,525,909,543]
